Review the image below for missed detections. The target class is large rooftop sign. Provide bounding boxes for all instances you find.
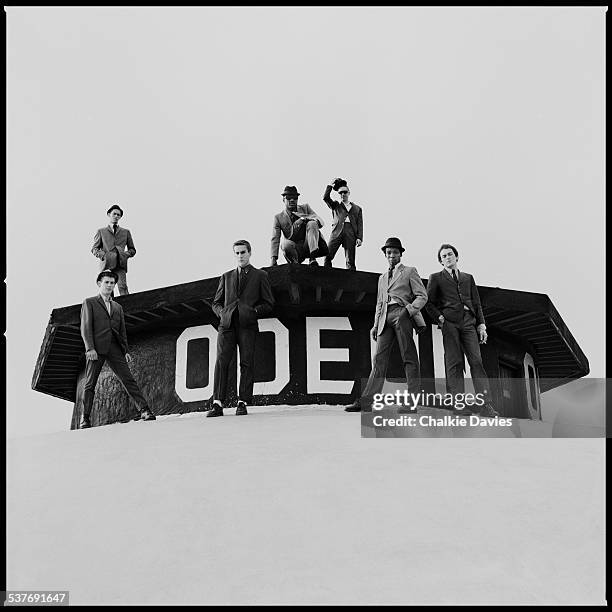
[31,265,589,427]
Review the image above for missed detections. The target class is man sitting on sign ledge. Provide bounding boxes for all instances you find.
[271,185,328,266]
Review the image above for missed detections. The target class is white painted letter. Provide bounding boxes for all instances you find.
[175,325,218,403]
[305,316,353,394]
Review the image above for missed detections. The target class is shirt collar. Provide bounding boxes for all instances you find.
[444,267,459,277]
[99,293,113,303]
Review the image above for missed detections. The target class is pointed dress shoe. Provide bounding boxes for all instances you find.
[236,401,248,416]
[79,416,91,429]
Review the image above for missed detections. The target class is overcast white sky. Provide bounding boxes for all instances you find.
[6,6,606,437]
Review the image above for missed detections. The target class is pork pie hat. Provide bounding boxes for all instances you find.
[97,269,119,283]
[381,237,405,253]
[281,185,300,197]
[332,178,348,192]
[107,204,124,216]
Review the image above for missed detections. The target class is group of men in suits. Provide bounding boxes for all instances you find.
[79,188,499,428]
[271,179,364,270]
[344,239,499,417]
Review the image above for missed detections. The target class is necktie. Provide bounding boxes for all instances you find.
[388,264,396,287]
[238,268,244,294]
[113,223,118,235]
[452,269,458,284]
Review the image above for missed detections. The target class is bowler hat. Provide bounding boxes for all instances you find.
[107,204,124,216]
[332,178,348,192]
[97,269,119,283]
[381,237,405,253]
[281,185,300,197]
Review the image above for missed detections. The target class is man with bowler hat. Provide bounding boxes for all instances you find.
[425,243,500,417]
[79,269,156,428]
[345,237,427,412]
[91,204,137,295]
[323,178,363,270]
[208,240,275,417]
[271,186,328,266]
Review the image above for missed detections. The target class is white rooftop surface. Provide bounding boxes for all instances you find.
[7,406,605,605]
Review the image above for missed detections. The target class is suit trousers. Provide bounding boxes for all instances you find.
[82,340,149,418]
[442,310,490,397]
[281,220,322,263]
[213,314,257,403]
[361,303,421,403]
[325,223,357,270]
[99,258,128,295]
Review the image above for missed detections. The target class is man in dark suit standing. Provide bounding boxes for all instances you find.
[425,243,500,417]
[323,178,363,270]
[345,237,427,412]
[91,204,137,295]
[80,269,156,428]
[208,240,275,417]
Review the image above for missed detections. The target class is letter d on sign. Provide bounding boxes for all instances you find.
[305,316,353,394]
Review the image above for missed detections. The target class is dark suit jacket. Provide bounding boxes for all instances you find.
[92,225,136,270]
[271,203,325,259]
[425,269,485,326]
[80,295,129,355]
[323,185,363,242]
[212,264,274,331]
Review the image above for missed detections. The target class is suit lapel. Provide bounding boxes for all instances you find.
[96,295,112,318]
[388,263,405,290]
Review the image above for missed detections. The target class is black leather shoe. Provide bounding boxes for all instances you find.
[80,416,91,429]
[324,259,332,267]
[478,402,500,418]
[344,401,362,412]
[141,409,156,421]
[207,401,224,418]
[309,259,319,266]
[236,401,248,416]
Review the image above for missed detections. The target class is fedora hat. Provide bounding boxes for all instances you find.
[106,204,123,216]
[97,269,119,283]
[281,185,300,197]
[381,237,405,253]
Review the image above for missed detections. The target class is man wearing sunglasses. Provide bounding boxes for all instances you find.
[323,178,363,270]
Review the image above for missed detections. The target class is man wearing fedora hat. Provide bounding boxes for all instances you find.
[271,186,328,266]
[79,269,156,428]
[323,178,363,270]
[91,204,137,295]
[345,237,428,412]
